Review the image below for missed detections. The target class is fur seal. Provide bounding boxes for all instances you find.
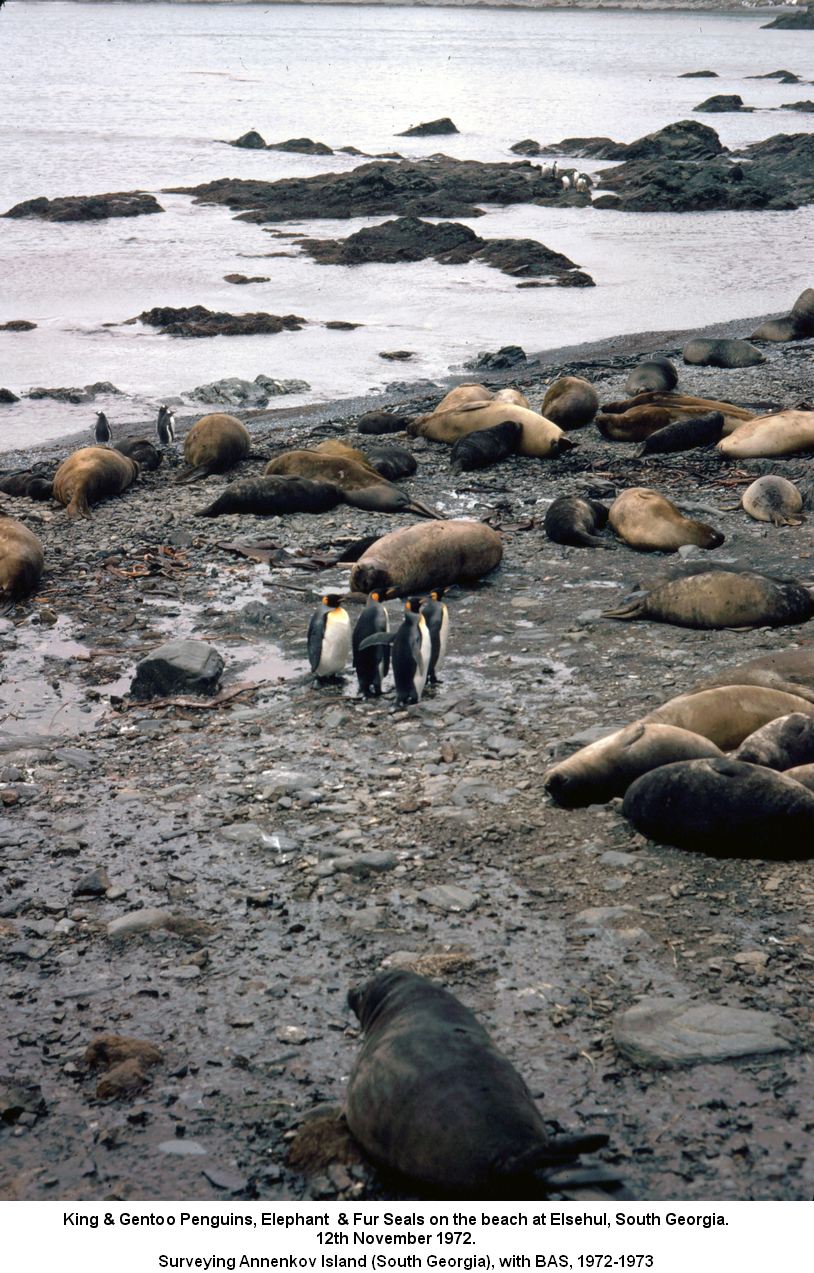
[603,570,813,629]
[346,970,610,1190]
[683,338,765,368]
[608,488,724,552]
[700,647,814,704]
[179,413,251,482]
[637,411,724,456]
[544,495,610,548]
[196,475,343,517]
[450,421,522,472]
[733,712,814,770]
[364,445,417,482]
[113,438,163,471]
[410,402,571,458]
[544,721,722,808]
[718,410,814,459]
[0,516,44,601]
[357,411,412,435]
[751,317,800,342]
[350,520,503,597]
[643,685,814,750]
[624,357,678,395]
[265,450,441,518]
[741,475,803,526]
[540,376,599,430]
[52,446,139,518]
[0,471,54,500]
[599,391,754,439]
[622,758,814,858]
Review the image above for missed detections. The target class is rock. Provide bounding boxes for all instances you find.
[595,156,795,214]
[106,908,171,938]
[0,1077,46,1124]
[535,136,622,159]
[613,997,794,1068]
[73,866,111,897]
[763,6,814,29]
[137,306,306,338]
[130,640,224,700]
[4,191,163,221]
[379,350,415,361]
[229,129,268,149]
[268,137,333,155]
[418,884,478,913]
[465,345,527,371]
[158,1139,207,1156]
[734,133,814,207]
[223,273,271,284]
[779,100,814,113]
[0,320,36,332]
[683,338,765,368]
[325,320,362,330]
[733,950,768,972]
[680,70,718,78]
[748,70,801,83]
[695,95,752,113]
[0,389,20,404]
[330,850,397,877]
[509,139,544,155]
[541,120,724,163]
[202,1165,249,1192]
[397,117,459,137]
[184,374,309,405]
[26,386,91,404]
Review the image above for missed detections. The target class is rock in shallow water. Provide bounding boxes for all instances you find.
[130,640,224,700]
[613,997,794,1068]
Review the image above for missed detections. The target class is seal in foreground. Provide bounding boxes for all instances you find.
[350,520,502,597]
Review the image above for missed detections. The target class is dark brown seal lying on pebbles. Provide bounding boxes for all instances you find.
[700,647,814,703]
[364,445,417,481]
[350,519,503,597]
[609,488,724,552]
[346,970,612,1190]
[637,411,724,456]
[357,411,413,435]
[178,413,251,482]
[622,758,814,858]
[734,712,814,770]
[450,420,522,471]
[410,401,570,457]
[540,376,599,429]
[265,450,442,518]
[683,337,765,368]
[599,390,754,438]
[0,470,54,500]
[113,437,163,471]
[0,515,44,600]
[196,475,343,517]
[544,495,610,547]
[52,445,139,518]
[624,356,678,395]
[603,570,813,629]
[742,475,803,526]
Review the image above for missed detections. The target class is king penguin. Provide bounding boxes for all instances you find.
[360,597,430,707]
[352,591,390,697]
[308,593,351,681]
[94,411,112,445]
[421,588,449,686]
[156,404,175,446]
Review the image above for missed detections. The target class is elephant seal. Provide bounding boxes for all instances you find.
[314,439,376,469]
[265,450,441,518]
[179,413,251,482]
[541,376,599,429]
[683,338,765,368]
[113,438,163,471]
[700,647,814,704]
[624,357,678,395]
[350,520,503,597]
[346,970,609,1190]
[599,391,754,438]
[53,446,139,518]
[637,411,724,456]
[751,317,801,342]
[718,410,814,459]
[791,287,814,333]
[0,516,44,601]
[742,475,803,526]
[450,421,521,472]
[783,763,814,792]
[544,721,722,808]
[609,488,724,552]
[603,570,813,629]
[493,387,531,408]
[357,411,412,435]
[196,475,343,518]
[364,445,417,482]
[544,495,610,548]
[622,758,814,858]
[0,471,54,500]
[411,401,571,458]
[427,383,494,415]
[644,685,814,750]
[734,713,814,770]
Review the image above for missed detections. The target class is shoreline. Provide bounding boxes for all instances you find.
[7,1,791,11]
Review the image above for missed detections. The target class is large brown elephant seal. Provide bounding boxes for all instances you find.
[718,410,814,459]
[493,387,531,408]
[196,475,343,517]
[264,449,441,518]
[53,446,139,518]
[346,970,610,1190]
[350,520,502,597]
[598,391,754,440]
[410,401,571,458]
[544,496,610,548]
[609,488,724,552]
[179,413,251,482]
[544,721,722,808]
[637,411,724,456]
[624,357,678,395]
[643,685,814,750]
[363,445,417,482]
[622,758,814,858]
[734,713,814,770]
[541,376,599,429]
[783,763,814,792]
[603,570,813,629]
[741,475,803,526]
[700,647,814,703]
[0,516,44,601]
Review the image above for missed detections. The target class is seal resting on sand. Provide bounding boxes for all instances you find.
[609,488,723,552]
[52,446,139,518]
[350,520,502,597]
[603,570,813,629]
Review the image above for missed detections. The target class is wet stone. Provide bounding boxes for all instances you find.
[158,1139,207,1156]
[106,908,170,938]
[130,640,224,701]
[613,997,795,1068]
[418,884,478,913]
[73,867,111,898]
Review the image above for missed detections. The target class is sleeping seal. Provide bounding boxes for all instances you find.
[643,685,814,750]
[410,402,571,458]
[733,713,814,770]
[52,446,139,518]
[540,376,599,429]
[683,338,765,368]
[113,438,163,471]
[0,516,44,601]
[741,475,803,526]
[364,445,417,482]
[196,476,343,517]
[179,413,251,482]
[622,758,814,858]
[718,411,814,459]
[603,570,813,629]
[637,412,724,456]
[609,488,724,552]
[544,496,610,548]
[450,421,522,472]
[624,357,678,395]
[346,970,611,1191]
[700,647,814,704]
[265,449,441,518]
[350,520,503,597]
[0,471,54,500]
[599,391,754,439]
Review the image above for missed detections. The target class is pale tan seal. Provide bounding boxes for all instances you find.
[741,475,803,526]
[603,570,813,630]
[0,516,44,601]
[541,376,599,429]
[180,413,251,481]
[409,401,571,458]
[52,446,139,518]
[700,647,814,703]
[608,488,724,552]
[718,410,814,459]
[350,520,503,597]
[643,685,814,750]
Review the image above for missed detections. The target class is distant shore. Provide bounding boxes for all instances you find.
[9,0,793,12]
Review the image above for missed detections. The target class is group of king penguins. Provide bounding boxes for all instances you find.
[307,590,449,708]
[94,404,176,447]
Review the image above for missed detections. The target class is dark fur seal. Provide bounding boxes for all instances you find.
[544,496,610,548]
[0,515,44,601]
[365,445,417,482]
[342,484,443,519]
[541,376,599,430]
[609,488,724,552]
[179,413,251,483]
[751,317,800,342]
[350,520,503,597]
[52,446,139,518]
[0,470,54,500]
[624,357,678,395]
[346,970,610,1190]
[734,712,814,770]
[599,391,754,439]
[683,338,765,368]
[450,421,521,472]
[357,411,413,435]
[265,448,441,518]
[637,411,724,456]
[196,476,343,517]
[114,438,163,471]
[622,758,814,858]
[603,570,813,629]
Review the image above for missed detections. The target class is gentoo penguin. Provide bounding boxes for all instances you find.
[308,593,351,681]
[94,411,112,444]
[156,404,175,446]
[352,591,390,697]
[421,588,448,686]
[361,597,430,707]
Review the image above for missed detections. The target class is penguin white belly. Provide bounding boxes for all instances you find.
[434,606,449,673]
[317,610,351,677]
[415,618,432,699]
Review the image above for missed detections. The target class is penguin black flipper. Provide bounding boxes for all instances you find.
[358,632,397,651]
[307,610,327,672]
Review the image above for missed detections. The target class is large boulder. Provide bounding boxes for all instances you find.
[595,156,796,213]
[4,192,163,221]
[267,137,333,155]
[735,133,814,206]
[130,640,224,701]
[694,94,753,113]
[397,117,459,137]
[763,6,814,28]
[136,306,306,337]
[229,129,267,149]
[185,375,309,405]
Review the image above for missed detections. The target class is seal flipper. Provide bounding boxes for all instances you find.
[602,598,647,621]
[497,1132,609,1178]
[175,465,212,485]
[406,498,446,520]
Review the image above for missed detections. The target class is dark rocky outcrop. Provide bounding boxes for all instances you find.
[136,305,306,338]
[509,139,546,156]
[735,132,814,206]
[4,192,163,221]
[680,70,718,78]
[780,100,814,112]
[167,156,586,225]
[594,156,797,213]
[324,320,362,330]
[268,137,333,155]
[379,350,415,361]
[26,382,121,403]
[540,120,724,163]
[397,117,459,137]
[184,374,310,405]
[229,129,268,149]
[0,389,20,404]
[748,70,801,83]
[223,273,271,284]
[528,136,620,159]
[465,346,527,372]
[694,94,753,113]
[763,6,814,29]
[130,640,224,700]
[301,215,593,284]
[0,320,36,331]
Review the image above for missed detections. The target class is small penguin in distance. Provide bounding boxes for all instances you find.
[361,596,430,707]
[308,593,351,682]
[352,591,390,697]
[94,411,112,445]
[156,404,175,447]
[421,588,448,686]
